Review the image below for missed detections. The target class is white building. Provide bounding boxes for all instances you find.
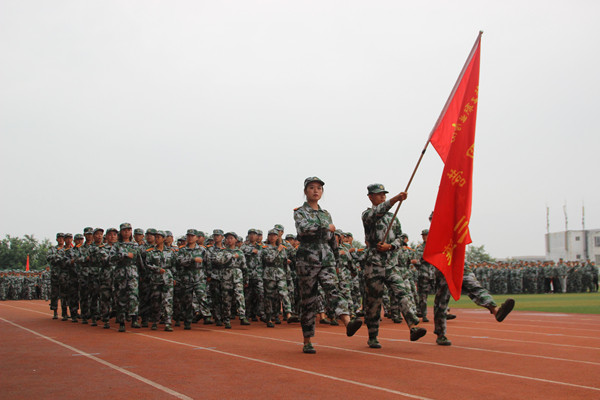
[545,229,600,263]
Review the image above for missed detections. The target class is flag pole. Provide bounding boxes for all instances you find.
[381,31,484,243]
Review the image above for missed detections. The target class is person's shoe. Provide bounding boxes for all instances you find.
[203,317,214,325]
[151,323,158,331]
[71,316,78,323]
[329,319,339,326]
[367,337,382,349]
[174,321,180,327]
[240,318,250,326]
[274,317,281,325]
[62,315,69,321]
[495,298,515,322]
[131,320,141,329]
[436,335,452,346]
[165,324,173,332]
[392,317,403,324]
[346,318,363,337]
[91,319,97,327]
[446,313,457,320]
[141,320,149,328]
[287,315,299,323]
[260,315,268,323]
[119,323,126,332]
[184,322,191,330]
[251,316,258,322]
[81,319,88,325]
[356,310,364,317]
[52,311,58,320]
[410,327,427,342]
[224,322,232,329]
[319,318,331,325]
[422,316,429,323]
[103,322,110,329]
[302,342,316,354]
[267,321,275,328]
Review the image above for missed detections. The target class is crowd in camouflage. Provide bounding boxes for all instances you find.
[0,270,50,301]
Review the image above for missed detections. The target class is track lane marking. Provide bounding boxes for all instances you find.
[0,317,193,400]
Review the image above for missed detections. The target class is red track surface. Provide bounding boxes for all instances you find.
[1,300,599,399]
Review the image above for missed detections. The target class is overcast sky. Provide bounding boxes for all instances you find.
[1,0,598,258]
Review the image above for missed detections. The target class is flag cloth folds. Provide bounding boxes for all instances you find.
[423,32,481,300]
[26,254,30,271]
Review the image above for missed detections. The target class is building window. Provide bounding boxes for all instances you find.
[576,254,581,259]
[596,237,600,247]
[575,236,580,241]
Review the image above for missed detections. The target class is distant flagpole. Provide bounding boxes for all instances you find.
[382,32,484,243]
[25,254,30,271]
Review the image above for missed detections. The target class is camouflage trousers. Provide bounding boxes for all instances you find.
[67,269,79,314]
[98,268,114,322]
[57,270,70,315]
[364,263,419,338]
[179,270,210,323]
[350,273,362,315]
[83,272,101,320]
[49,270,60,310]
[434,270,496,337]
[245,277,265,319]
[264,278,291,321]
[150,270,174,324]
[78,272,91,319]
[219,268,246,323]
[417,277,435,318]
[338,268,355,316]
[297,263,349,338]
[138,273,152,322]
[113,266,139,324]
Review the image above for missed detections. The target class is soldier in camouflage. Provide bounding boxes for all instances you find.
[361,183,425,349]
[294,177,362,354]
[241,228,266,322]
[47,233,65,319]
[145,230,176,331]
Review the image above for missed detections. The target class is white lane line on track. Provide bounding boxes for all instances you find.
[443,333,600,350]
[0,305,434,400]
[131,332,434,400]
[0,317,193,400]
[191,328,600,392]
[446,319,600,334]
[442,324,600,340]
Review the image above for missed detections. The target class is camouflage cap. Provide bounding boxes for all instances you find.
[273,224,284,232]
[247,228,258,235]
[155,230,166,237]
[421,229,429,235]
[400,233,408,239]
[177,236,186,242]
[285,234,295,240]
[224,231,237,238]
[267,229,278,235]
[213,229,224,236]
[197,231,206,238]
[74,233,84,240]
[120,222,132,230]
[166,230,173,237]
[93,227,104,234]
[256,229,263,235]
[134,228,144,235]
[64,233,73,238]
[56,232,65,238]
[106,227,118,234]
[344,232,353,237]
[83,227,93,235]
[146,228,157,235]
[367,183,388,195]
[186,229,197,236]
[304,176,325,189]
[334,229,343,236]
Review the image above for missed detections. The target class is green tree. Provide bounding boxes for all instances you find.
[465,244,495,264]
[0,235,51,271]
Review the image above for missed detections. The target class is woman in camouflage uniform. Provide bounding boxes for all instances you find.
[261,230,293,327]
[111,223,141,332]
[294,177,362,354]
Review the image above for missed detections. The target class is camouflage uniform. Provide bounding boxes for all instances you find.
[88,241,114,323]
[145,243,176,325]
[414,242,436,319]
[214,243,248,324]
[261,243,292,322]
[241,239,265,320]
[294,202,348,338]
[361,199,419,339]
[110,240,140,324]
[46,242,65,314]
[176,241,211,325]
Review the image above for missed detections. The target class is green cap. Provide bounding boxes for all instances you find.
[166,230,173,237]
[367,183,388,194]
[186,229,197,236]
[134,228,144,235]
[304,176,325,189]
[93,227,104,234]
[106,227,118,234]
[74,233,84,240]
[213,229,224,236]
[56,232,65,238]
[225,232,237,238]
[256,229,263,235]
[146,228,157,235]
[285,234,295,240]
[120,222,132,230]
[421,229,429,235]
[64,233,73,238]
[248,228,258,235]
[268,229,278,235]
[155,230,166,237]
[83,227,93,234]
[197,231,206,238]
[274,224,284,232]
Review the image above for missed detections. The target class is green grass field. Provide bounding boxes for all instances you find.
[428,293,600,314]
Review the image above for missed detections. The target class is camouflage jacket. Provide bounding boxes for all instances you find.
[294,202,338,268]
[261,244,288,281]
[361,200,402,267]
[110,241,140,269]
[176,244,206,273]
[241,242,263,280]
[414,242,436,281]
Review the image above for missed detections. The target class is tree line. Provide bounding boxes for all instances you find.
[0,235,52,270]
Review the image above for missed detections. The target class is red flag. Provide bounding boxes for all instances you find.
[423,32,481,300]
[26,254,30,271]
